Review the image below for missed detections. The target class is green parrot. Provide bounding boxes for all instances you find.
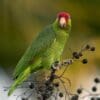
[8,12,71,96]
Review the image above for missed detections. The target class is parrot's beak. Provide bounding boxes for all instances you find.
[59,17,67,28]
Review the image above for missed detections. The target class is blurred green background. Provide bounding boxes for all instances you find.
[0,0,100,88]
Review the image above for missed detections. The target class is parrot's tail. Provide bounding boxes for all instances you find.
[8,64,43,96]
[8,67,31,96]
[8,59,42,96]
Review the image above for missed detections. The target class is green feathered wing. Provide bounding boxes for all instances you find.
[8,25,56,96]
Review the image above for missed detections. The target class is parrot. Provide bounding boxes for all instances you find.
[8,12,71,96]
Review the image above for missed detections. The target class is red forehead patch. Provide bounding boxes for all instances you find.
[57,12,70,20]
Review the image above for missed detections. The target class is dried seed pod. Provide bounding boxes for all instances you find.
[94,77,100,83]
[77,88,82,94]
[82,59,88,64]
[73,52,80,59]
[92,86,97,92]
[90,47,95,51]
[71,95,79,100]
[59,92,64,98]
[85,44,90,50]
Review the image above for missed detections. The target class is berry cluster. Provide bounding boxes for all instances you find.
[71,77,100,100]
[1,44,96,100]
[72,44,95,64]
[14,44,95,100]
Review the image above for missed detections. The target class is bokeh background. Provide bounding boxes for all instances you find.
[0,0,100,92]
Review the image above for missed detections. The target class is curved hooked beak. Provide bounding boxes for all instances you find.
[59,17,66,28]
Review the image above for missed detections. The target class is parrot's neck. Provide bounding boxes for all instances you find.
[52,20,69,44]
[56,30,68,44]
[52,21,69,59]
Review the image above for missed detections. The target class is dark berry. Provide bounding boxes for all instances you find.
[71,95,79,100]
[73,52,80,59]
[64,61,68,64]
[22,97,28,100]
[43,93,50,99]
[94,78,100,83]
[59,92,63,98]
[92,86,97,92]
[85,44,90,49]
[54,62,59,67]
[91,97,95,100]
[51,66,56,71]
[79,52,83,57]
[55,60,59,63]
[47,86,53,91]
[61,63,64,66]
[90,47,95,51]
[82,59,88,64]
[29,82,34,89]
[54,82,59,87]
[77,88,82,94]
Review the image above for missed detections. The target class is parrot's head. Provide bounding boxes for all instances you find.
[57,12,71,29]
[54,12,71,31]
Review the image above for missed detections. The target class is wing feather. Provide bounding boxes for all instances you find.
[13,25,56,78]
